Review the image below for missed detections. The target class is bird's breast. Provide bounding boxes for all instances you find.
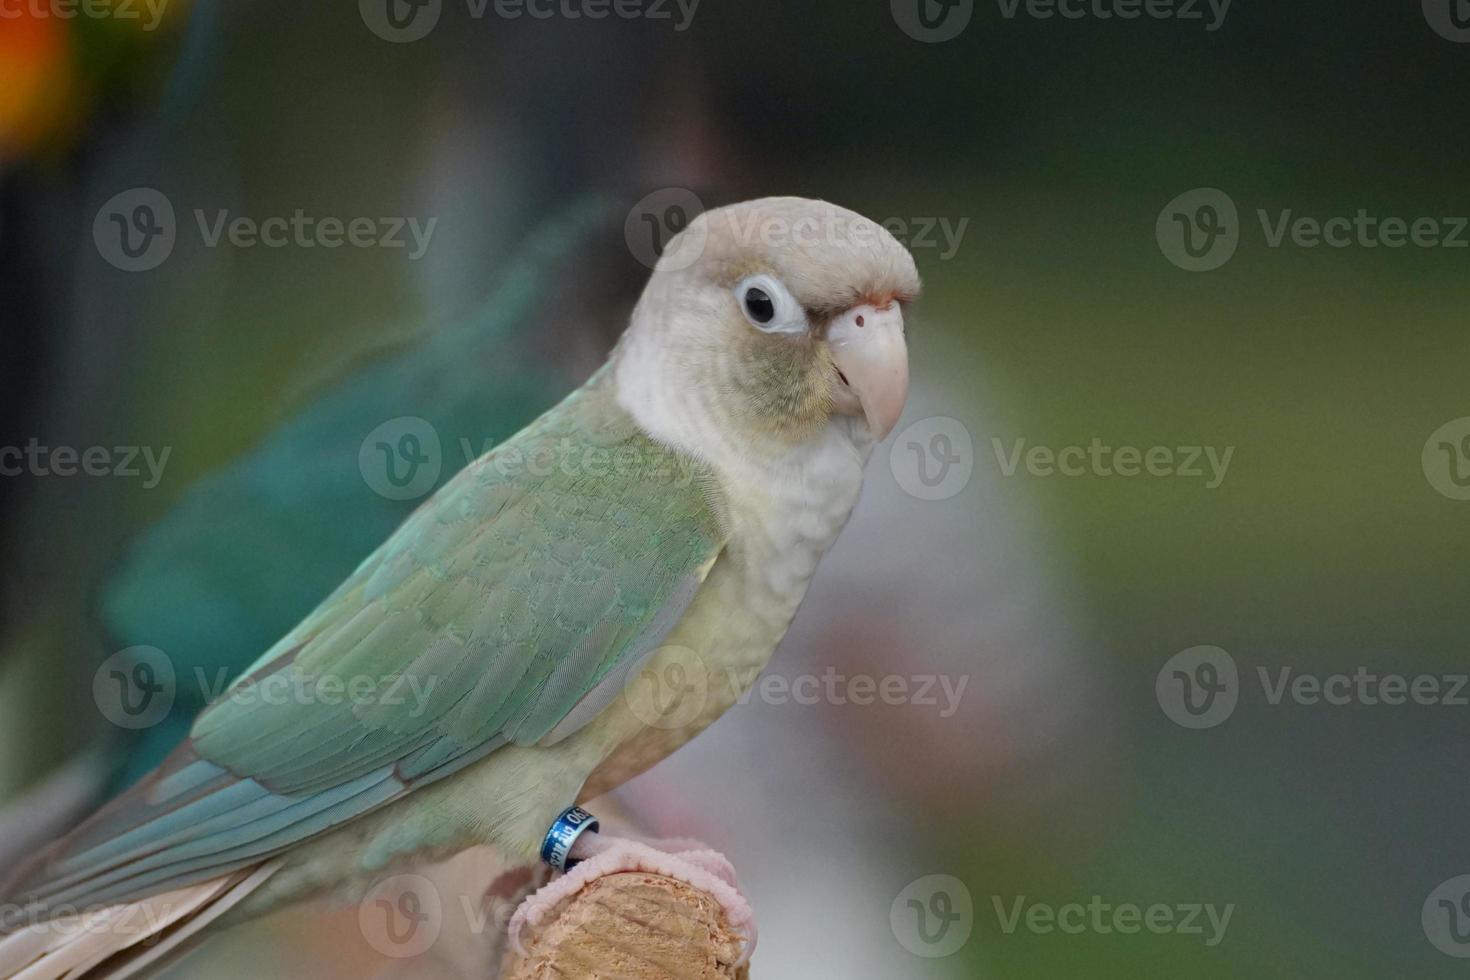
[579,424,868,798]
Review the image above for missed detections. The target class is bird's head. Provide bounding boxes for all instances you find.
[615,197,920,472]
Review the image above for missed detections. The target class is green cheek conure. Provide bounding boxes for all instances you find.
[0,197,920,979]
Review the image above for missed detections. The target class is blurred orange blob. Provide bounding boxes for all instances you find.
[0,0,191,160]
[0,10,77,159]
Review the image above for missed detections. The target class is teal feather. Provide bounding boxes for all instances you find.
[97,195,620,788]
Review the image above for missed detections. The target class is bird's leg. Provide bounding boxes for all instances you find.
[508,808,756,962]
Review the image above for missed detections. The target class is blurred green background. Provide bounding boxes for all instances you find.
[1,1,1467,977]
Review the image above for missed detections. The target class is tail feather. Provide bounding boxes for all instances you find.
[0,862,278,980]
[82,862,280,980]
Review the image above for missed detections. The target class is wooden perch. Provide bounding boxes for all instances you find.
[501,871,750,980]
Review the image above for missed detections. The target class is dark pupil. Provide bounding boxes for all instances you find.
[744,287,776,324]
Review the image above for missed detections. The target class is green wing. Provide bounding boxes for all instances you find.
[6,377,726,916]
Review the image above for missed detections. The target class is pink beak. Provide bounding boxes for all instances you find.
[827,302,910,440]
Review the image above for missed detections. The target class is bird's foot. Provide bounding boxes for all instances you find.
[508,830,756,963]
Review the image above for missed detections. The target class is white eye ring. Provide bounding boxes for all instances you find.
[734,274,808,335]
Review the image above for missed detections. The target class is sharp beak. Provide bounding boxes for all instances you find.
[827,302,910,440]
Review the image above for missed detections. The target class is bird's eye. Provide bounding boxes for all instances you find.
[743,287,775,324]
[734,275,806,335]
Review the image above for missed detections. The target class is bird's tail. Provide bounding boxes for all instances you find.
[0,862,278,980]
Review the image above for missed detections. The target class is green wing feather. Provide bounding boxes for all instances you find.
[196,375,722,791]
[4,373,726,916]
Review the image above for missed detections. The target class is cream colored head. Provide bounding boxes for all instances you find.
[614,197,921,470]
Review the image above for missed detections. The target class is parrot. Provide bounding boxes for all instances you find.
[0,196,920,979]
